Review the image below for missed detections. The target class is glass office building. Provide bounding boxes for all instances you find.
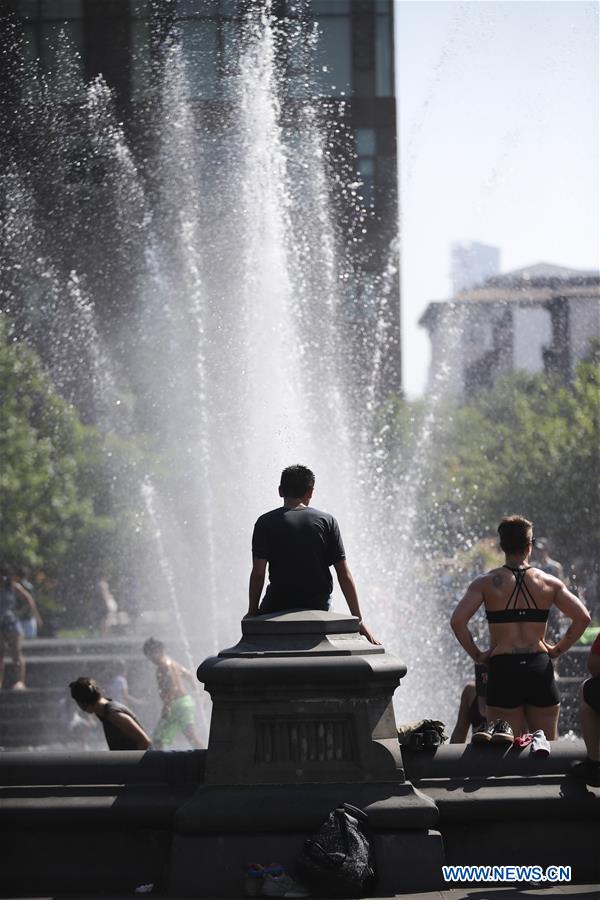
[4,0,400,393]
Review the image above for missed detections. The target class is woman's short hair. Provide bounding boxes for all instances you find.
[497,515,533,555]
[69,676,102,705]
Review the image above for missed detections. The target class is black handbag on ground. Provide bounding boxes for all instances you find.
[298,803,375,897]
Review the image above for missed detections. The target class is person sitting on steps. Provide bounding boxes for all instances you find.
[450,663,488,743]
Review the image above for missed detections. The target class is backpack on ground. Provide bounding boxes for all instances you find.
[298,803,375,897]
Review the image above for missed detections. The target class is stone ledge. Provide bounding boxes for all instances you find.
[199,653,405,685]
[174,781,439,832]
[0,749,205,785]
[402,740,588,780]
[420,778,600,822]
[0,783,193,827]
[241,609,360,634]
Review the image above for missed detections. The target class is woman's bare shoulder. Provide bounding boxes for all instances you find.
[482,566,507,586]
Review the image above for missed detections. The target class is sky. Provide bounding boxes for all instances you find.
[394,0,599,398]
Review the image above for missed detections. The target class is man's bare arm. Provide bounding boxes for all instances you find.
[333,559,380,645]
[450,580,491,663]
[248,558,267,616]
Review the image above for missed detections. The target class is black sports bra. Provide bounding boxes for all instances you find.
[485,566,549,624]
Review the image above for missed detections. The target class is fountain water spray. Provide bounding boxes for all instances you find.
[0,6,466,733]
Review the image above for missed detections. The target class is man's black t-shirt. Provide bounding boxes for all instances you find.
[252,506,345,612]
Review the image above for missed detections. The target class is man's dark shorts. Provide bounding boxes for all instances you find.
[583,676,600,714]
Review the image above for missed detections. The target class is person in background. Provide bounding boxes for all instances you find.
[94,576,118,634]
[0,565,42,689]
[15,567,41,639]
[58,685,100,748]
[450,663,488,743]
[571,633,600,786]
[247,464,378,644]
[531,538,566,582]
[106,659,143,709]
[143,638,202,750]
[531,538,567,642]
[69,676,151,750]
[451,516,590,741]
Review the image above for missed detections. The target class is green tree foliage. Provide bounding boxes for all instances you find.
[412,346,600,569]
[0,316,101,568]
[0,317,148,621]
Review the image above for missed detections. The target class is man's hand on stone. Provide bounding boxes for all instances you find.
[359,622,381,645]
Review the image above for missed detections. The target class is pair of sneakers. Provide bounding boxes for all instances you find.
[472,718,514,744]
[472,722,551,756]
[244,863,310,898]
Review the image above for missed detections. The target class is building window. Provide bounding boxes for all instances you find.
[355,127,376,208]
[19,0,83,16]
[131,19,152,100]
[313,16,352,97]
[177,0,220,14]
[286,17,312,100]
[311,0,351,13]
[180,18,220,99]
[18,0,84,99]
[281,0,352,99]
[375,0,393,97]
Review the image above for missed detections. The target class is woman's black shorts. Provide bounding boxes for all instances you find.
[583,676,600,714]
[486,652,559,708]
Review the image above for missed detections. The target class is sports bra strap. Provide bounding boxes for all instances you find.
[502,565,539,610]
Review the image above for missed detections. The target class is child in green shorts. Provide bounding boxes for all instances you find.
[143,637,202,749]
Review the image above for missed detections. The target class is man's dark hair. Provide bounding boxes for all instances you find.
[498,516,533,555]
[279,464,315,499]
[70,676,102,706]
[143,637,165,656]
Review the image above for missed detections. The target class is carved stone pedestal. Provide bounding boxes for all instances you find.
[169,611,444,897]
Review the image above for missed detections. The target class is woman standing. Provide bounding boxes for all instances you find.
[0,566,42,689]
[451,516,590,740]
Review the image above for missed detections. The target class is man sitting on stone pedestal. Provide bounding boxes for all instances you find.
[247,464,379,644]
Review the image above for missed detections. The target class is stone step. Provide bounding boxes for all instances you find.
[0,637,167,746]
[3,655,151,691]
[18,636,152,657]
[0,687,64,704]
[0,722,100,748]
[0,705,63,724]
